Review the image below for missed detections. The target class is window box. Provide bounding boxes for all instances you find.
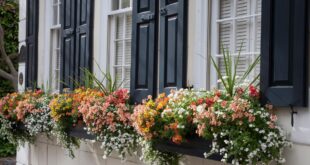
[69,123,96,140]
[154,136,223,161]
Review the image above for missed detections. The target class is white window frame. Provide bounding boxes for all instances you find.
[210,0,262,88]
[108,0,132,88]
[43,0,61,93]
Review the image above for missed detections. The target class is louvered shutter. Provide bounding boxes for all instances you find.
[261,0,308,107]
[25,0,39,88]
[60,0,93,90]
[159,0,188,94]
[75,0,93,82]
[130,0,158,103]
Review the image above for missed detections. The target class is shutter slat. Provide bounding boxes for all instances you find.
[219,22,231,52]
[115,41,123,65]
[236,0,249,16]
[220,0,232,19]
[235,19,249,52]
[125,41,131,65]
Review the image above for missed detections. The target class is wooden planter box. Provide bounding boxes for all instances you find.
[69,124,96,140]
[154,136,223,161]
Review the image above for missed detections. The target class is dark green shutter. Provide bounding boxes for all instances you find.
[130,0,158,103]
[261,0,308,107]
[159,0,188,94]
[60,0,93,90]
[25,0,39,88]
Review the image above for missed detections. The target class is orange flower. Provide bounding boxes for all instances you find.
[172,134,183,144]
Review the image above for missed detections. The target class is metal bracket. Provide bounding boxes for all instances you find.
[160,8,167,16]
[290,104,298,127]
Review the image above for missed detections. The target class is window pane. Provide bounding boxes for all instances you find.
[115,67,123,87]
[219,22,231,53]
[235,19,249,52]
[215,0,261,87]
[220,0,232,19]
[124,67,131,88]
[121,0,130,8]
[116,15,124,39]
[112,0,120,10]
[255,16,261,52]
[236,0,249,16]
[125,15,132,38]
[125,40,131,65]
[256,0,262,14]
[53,5,58,25]
[235,56,250,76]
[115,41,123,65]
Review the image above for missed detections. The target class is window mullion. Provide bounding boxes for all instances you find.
[111,16,117,83]
[119,0,122,9]
[122,14,127,88]
[231,0,237,73]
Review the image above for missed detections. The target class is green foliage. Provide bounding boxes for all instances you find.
[0,0,19,55]
[0,137,16,157]
[71,64,124,95]
[0,78,14,97]
[0,0,19,95]
[211,44,260,96]
[0,0,19,157]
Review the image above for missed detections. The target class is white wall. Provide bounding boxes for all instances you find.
[17,0,310,165]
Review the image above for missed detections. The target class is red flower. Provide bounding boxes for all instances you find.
[197,98,204,105]
[215,90,221,97]
[249,85,259,98]
[206,98,214,107]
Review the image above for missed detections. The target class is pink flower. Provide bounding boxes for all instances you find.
[221,101,227,108]
[270,114,278,122]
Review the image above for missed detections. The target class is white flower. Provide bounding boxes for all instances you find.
[197,105,205,113]
[203,152,208,158]
[278,158,286,164]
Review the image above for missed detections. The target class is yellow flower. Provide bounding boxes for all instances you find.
[146,100,155,108]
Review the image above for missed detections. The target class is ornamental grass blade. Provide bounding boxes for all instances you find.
[238,55,260,85]
[211,56,229,93]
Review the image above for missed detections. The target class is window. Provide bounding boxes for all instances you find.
[50,0,61,92]
[109,0,132,88]
[211,0,262,87]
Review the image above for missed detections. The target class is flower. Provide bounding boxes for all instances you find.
[78,88,136,159]
[193,87,289,165]
[249,85,259,98]
[172,134,182,144]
